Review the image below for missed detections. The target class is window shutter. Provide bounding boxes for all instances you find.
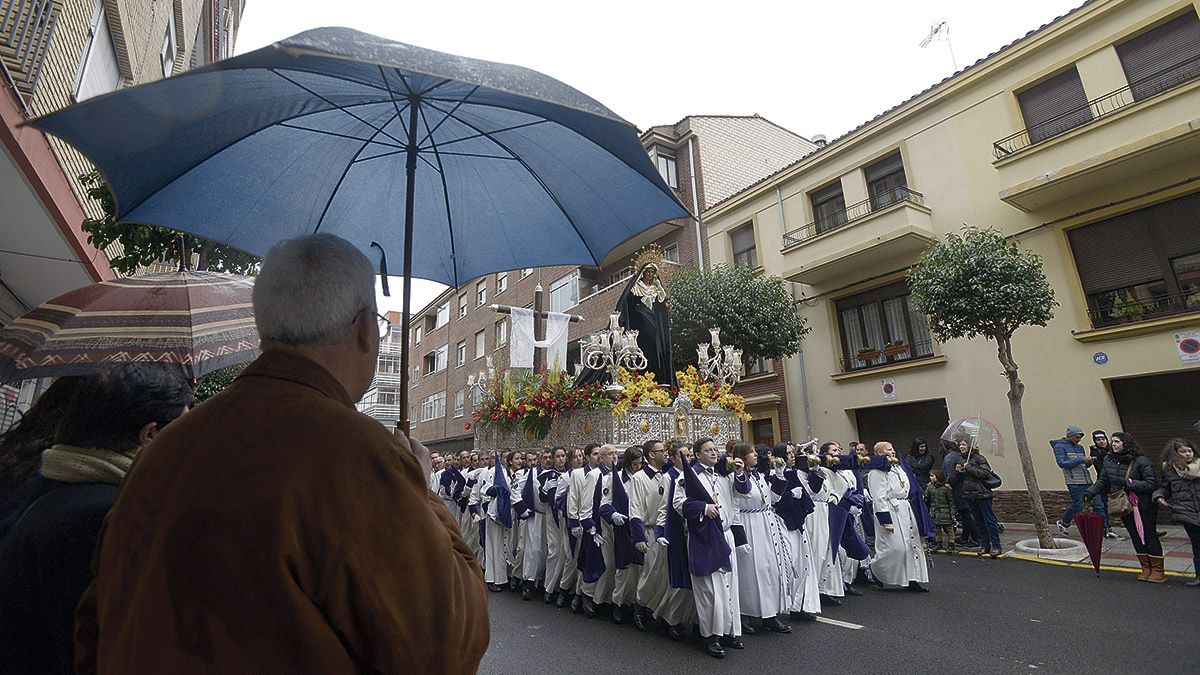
[1145,192,1200,260]
[811,181,843,205]
[1067,212,1161,293]
[864,153,904,182]
[1017,67,1092,143]
[1115,11,1200,100]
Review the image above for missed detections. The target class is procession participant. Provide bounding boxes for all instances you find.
[732,443,795,634]
[438,452,467,522]
[827,444,866,597]
[806,442,845,606]
[630,439,671,631]
[569,443,603,614]
[767,443,821,622]
[508,451,527,591]
[554,447,584,608]
[602,447,644,623]
[866,441,930,592]
[470,452,514,592]
[654,442,697,640]
[429,452,444,492]
[462,453,487,563]
[579,444,617,617]
[515,450,548,599]
[676,438,747,659]
[539,447,566,603]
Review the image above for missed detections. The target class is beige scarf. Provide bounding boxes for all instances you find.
[40,444,135,485]
[1175,458,1200,480]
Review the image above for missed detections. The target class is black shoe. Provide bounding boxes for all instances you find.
[612,605,625,624]
[761,617,792,633]
[844,584,863,597]
[582,596,598,618]
[544,590,556,604]
[1187,577,1200,588]
[487,583,504,593]
[571,595,582,613]
[906,581,929,593]
[633,607,649,631]
[789,610,817,622]
[705,637,725,659]
[521,581,534,601]
[720,635,745,649]
[869,576,885,588]
[669,624,688,641]
[558,592,571,609]
[819,594,842,607]
[740,616,757,635]
[1156,530,1167,538]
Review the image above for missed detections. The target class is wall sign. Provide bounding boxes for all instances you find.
[882,377,896,402]
[1092,352,1108,365]
[1177,331,1200,365]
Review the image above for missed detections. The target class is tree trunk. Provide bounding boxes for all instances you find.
[995,334,1055,548]
[196,241,213,272]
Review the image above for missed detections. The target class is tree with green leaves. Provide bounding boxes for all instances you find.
[666,264,809,375]
[80,170,259,275]
[908,226,1058,548]
[194,364,247,404]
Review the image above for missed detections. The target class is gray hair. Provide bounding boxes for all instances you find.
[253,234,377,347]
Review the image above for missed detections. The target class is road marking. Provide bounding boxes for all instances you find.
[814,616,863,630]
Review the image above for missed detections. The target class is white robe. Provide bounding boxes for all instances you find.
[631,467,670,611]
[805,467,844,597]
[675,466,742,639]
[470,466,512,584]
[461,467,484,565]
[519,467,548,582]
[606,471,641,607]
[835,469,863,584]
[510,469,527,580]
[733,471,795,619]
[548,471,578,593]
[653,467,696,627]
[566,466,591,595]
[784,470,823,614]
[866,466,929,587]
[589,470,616,605]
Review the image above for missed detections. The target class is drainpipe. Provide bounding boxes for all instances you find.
[777,187,815,439]
[688,135,704,269]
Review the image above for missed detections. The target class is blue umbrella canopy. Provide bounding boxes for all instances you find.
[28,27,686,287]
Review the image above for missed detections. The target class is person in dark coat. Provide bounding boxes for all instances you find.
[924,469,956,552]
[1085,432,1162,583]
[0,376,84,517]
[954,449,1002,557]
[907,438,935,492]
[942,440,979,548]
[1088,430,1120,539]
[0,364,193,675]
[1153,438,1200,587]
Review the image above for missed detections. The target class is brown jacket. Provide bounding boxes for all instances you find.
[75,350,489,673]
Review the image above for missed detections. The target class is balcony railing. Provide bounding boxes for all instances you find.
[1087,290,1200,329]
[993,54,1200,159]
[840,339,936,373]
[782,186,926,247]
[0,0,60,99]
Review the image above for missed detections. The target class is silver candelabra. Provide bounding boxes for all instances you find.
[579,313,648,392]
[696,327,743,387]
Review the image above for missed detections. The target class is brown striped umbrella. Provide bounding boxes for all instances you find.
[0,271,259,384]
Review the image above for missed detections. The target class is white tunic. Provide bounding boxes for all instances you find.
[566,466,592,594]
[605,471,640,607]
[470,465,512,584]
[785,470,823,614]
[733,471,795,619]
[835,469,863,584]
[653,468,697,627]
[588,469,616,604]
[866,466,929,587]
[460,467,484,563]
[674,465,742,639]
[630,467,670,610]
[519,467,548,582]
[805,466,844,597]
[547,470,578,593]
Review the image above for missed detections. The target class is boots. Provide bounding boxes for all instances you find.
[1135,554,1151,581]
[1147,556,1167,584]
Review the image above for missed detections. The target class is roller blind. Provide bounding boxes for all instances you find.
[1115,11,1200,100]
[1017,67,1092,143]
[1145,192,1200,260]
[1067,212,1160,293]
[864,153,904,182]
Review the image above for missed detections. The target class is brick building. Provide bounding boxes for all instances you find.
[380,115,816,454]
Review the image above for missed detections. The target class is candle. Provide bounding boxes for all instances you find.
[709,327,721,348]
[609,313,621,330]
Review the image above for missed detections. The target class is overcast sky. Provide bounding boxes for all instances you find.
[235,0,1085,313]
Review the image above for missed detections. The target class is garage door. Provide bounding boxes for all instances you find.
[854,399,950,457]
[1111,370,1200,460]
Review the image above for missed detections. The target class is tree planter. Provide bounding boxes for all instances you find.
[1013,537,1086,562]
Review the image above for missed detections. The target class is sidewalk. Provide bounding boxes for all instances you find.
[937,522,1195,577]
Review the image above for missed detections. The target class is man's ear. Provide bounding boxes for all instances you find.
[137,421,160,448]
[356,310,375,353]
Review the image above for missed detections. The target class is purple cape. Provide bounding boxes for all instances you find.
[663,466,692,590]
[681,464,732,577]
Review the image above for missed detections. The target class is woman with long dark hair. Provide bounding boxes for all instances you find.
[908,438,934,492]
[0,377,84,512]
[1085,432,1161,582]
[1154,438,1200,587]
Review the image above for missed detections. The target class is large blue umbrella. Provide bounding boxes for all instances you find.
[29,27,686,430]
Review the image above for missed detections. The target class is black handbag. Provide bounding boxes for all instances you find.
[983,471,1002,490]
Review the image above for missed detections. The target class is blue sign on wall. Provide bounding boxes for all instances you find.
[1093,352,1108,365]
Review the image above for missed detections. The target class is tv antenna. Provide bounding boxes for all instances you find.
[919,20,958,71]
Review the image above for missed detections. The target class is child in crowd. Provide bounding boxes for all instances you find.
[924,469,956,552]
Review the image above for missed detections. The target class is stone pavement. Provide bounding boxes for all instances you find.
[944,522,1196,577]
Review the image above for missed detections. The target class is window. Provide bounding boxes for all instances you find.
[497,273,508,294]
[654,146,678,189]
[495,319,507,348]
[663,243,679,264]
[458,294,468,319]
[745,356,770,377]
[865,153,907,210]
[434,302,450,329]
[475,329,486,359]
[421,392,446,422]
[413,325,423,345]
[75,5,121,101]
[160,8,177,78]
[1115,11,1200,102]
[456,341,467,367]
[454,390,465,418]
[1067,191,1200,328]
[730,223,758,268]
[410,405,418,425]
[550,270,581,312]
[1017,67,1092,145]
[607,266,634,288]
[476,280,487,307]
[378,356,401,374]
[836,281,935,372]
[521,268,533,278]
[423,345,448,374]
[411,366,420,387]
[377,390,398,406]
[810,182,847,234]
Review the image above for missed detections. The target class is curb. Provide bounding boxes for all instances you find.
[929,548,1193,578]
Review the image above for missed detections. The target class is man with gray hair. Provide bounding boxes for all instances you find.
[75,234,489,674]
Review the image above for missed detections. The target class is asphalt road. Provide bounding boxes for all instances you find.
[478,555,1195,674]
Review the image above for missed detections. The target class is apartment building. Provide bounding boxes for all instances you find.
[387,115,816,455]
[1,0,244,428]
[703,0,1200,518]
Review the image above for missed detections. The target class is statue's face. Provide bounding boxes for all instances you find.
[641,266,657,284]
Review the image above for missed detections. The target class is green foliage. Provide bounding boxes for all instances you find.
[79,171,260,275]
[665,264,809,373]
[193,364,246,404]
[907,226,1056,342]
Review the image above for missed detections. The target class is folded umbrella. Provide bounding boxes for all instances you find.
[1128,492,1145,546]
[1073,510,1106,575]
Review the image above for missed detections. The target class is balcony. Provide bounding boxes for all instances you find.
[993,56,1200,211]
[1087,290,1200,330]
[0,0,60,104]
[840,339,936,374]
[780,186,934,286]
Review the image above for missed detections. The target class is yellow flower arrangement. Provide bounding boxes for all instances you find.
[611,368,672,417]
[675,365,751,421]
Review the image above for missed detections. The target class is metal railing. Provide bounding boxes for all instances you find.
[993,54,1200,159]
[1087,290,1200,329]
[0,0,60,98]
[782,186,926,247]
[840,339,936,373]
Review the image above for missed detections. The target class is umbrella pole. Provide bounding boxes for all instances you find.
[397,96,420,437]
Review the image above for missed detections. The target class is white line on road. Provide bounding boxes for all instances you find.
[814,616,864,630]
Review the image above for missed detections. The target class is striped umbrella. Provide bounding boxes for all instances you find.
[0,271,259,384]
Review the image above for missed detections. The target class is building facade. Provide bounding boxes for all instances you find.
[383,115,816,455]
[704,0,1200,517]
